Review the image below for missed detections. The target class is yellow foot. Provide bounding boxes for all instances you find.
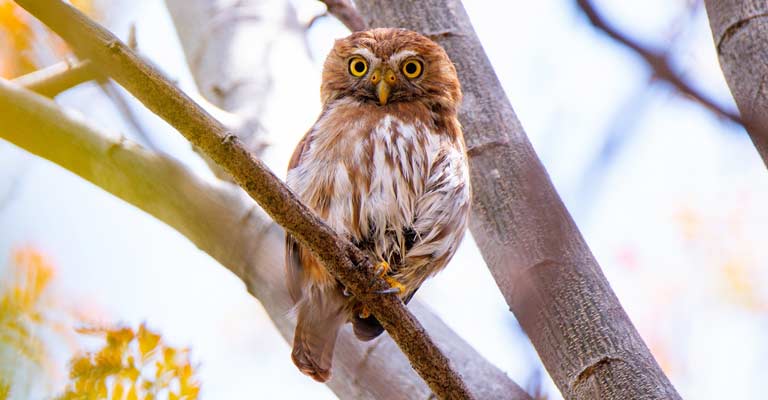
[373,260,405,294]
[358,262,406,318]
[375,260,391,276]
[382,276,406,295]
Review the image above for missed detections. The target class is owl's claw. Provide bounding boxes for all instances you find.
[375,260,390,276]
[375,287,401,295]
[376,275,406,295]
[342,287,352,297]
[372,261,405,294]
[358,262,405,318]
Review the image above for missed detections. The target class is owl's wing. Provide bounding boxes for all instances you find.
[398,143,471,296]
[285,131,311,303]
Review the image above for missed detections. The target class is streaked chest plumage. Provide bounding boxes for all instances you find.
[288,101,469,278]
[288,100,448,262]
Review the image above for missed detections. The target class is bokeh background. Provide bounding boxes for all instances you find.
[1,0,766,398]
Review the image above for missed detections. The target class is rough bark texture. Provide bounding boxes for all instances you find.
[0,78,531,400]
[704,0,768,167]
[11,1,482,397]
[353,1,682,399]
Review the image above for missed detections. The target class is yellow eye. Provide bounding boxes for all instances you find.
[348,57,368,77]
[401,59,423,79]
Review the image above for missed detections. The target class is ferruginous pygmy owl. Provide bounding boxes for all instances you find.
[285,28,471,382]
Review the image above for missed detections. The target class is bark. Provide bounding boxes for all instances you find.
[0,78,531,400]
[353,1,682,399]
[704,0,768,167]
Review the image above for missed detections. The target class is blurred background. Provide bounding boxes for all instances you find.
[1,0,766,398]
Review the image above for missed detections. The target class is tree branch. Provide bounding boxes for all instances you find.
[12,59,96,97]
[0,78,531,399]
[319,0,366,32]
[704,0,768,167]
[11,0,474,397]
[575,0,742,125]
[354,1,682,398]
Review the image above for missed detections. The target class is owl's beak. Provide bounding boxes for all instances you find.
[372,68,396,105]
[376,80,391,105]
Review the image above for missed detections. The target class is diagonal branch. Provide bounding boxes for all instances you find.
[0,78,530,400]
[11,0,472,397]
[576,0,742,125]
[319,0,366,32]
[354,0,682,398]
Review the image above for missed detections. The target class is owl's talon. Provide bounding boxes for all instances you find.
[375,260,390,276]
[342,288,352,297]
[376,275,406,295]
[375,287,401,295]
[359,307,371,319]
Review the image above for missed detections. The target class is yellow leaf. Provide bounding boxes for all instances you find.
[97,379,108,398]
[137,324,160,360]
[126,384,137,400]
[181,383,200,399]
[112,380,125,400]
[107,327,134,349]
[70,356,94,379]
[163,348,176,366]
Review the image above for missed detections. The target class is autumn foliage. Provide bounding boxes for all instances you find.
[0,248,200,399]
[57,324,200,400]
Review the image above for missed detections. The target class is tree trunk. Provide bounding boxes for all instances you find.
[704,0,768,167]
[354,1,682,398]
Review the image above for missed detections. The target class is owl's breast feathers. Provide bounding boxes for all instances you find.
[287,98,470,297]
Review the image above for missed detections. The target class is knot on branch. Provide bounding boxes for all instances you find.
[573,356,624,387]
[221,133,238,145]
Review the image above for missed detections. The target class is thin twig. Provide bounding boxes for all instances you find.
[11,1,473,397]
[575,0,742,124]
[319,0,366,31]
[97,79,159,150]
[12,59,96,97]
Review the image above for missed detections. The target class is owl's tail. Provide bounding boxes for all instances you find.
[292,291,346,382]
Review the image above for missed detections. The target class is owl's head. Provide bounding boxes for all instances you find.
[320,28,461,112]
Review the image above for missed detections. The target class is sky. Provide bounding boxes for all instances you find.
[1,0,767,399]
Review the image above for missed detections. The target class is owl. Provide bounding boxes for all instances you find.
[285,28,471,382]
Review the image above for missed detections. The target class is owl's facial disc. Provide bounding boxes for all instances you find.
[369,67,397,105]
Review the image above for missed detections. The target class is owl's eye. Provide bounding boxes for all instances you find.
[401,59,423,79]
[348,57,368,77]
